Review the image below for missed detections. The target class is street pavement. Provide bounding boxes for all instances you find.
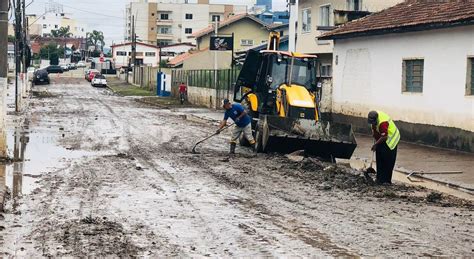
[0,76,472,257]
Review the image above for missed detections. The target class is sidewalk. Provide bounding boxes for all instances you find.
[174,107,474,195]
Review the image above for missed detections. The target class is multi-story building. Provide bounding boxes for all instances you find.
[254,10,290,25]
[296,0,404,76]
[125,0,247,46]
[256,0,273,11]
[27,12,87,38]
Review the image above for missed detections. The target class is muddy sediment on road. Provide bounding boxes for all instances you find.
[177,147,473,210]
[2,79,472,257]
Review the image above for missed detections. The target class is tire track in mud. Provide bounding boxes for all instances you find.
[94,99,234,255]
[91,98,332,256]
[168,142,473,257]
[174,151,356,257]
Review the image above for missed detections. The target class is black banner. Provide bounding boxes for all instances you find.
[210,36,233,51]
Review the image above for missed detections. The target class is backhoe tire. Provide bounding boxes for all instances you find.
[254,124,264,153]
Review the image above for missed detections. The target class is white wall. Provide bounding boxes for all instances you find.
[113,44,160,68]
[332,25,474,132]
[296,0,403,54]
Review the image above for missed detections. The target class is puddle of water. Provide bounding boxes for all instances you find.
[3,124,93,198]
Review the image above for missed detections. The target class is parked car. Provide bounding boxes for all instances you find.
[77,61,86,68]
[91,74,107,87]
[46,65,64,74]
[87,70,100,82]
[67,63,77,70]
[60,64,69,72]
[33,69,50,85]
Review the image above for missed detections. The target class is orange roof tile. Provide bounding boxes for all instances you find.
[320,0,474,40]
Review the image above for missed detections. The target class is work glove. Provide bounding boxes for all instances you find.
[215,129,221,135]
[371,144,377,152]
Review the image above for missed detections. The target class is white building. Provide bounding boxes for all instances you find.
[296,0,403,76]
[125,0,247,46]
[111,42,161,68]
[319,1,474,153]
[27,12,87,37]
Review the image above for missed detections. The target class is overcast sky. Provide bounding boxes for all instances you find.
[25,0,288,46]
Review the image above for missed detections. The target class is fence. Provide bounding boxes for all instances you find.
[130,66,173,93]
[171,68,240,108]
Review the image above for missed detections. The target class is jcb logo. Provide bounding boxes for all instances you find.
[300,113,305,118]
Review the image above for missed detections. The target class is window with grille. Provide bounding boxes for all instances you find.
[145,52,156,57]
[468,58,474,95]
[160,13,169,20]
[240,39,254,46]
[403,59,424,93]
[159,26,171,34]
[116,51,127,56]
[185,28,192,34]
[347,0,362,11]
[302,8,311,33]
[320,5,330,26]
[320,64,332,77]
[185,13,193,20]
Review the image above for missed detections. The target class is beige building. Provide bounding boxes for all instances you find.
[296,0,403,75]
[192,14,279,52]
[168,14,285,70]
[26,13,87,37]
[125,0,247,46]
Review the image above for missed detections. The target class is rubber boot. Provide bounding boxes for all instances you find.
[229,143,236,154]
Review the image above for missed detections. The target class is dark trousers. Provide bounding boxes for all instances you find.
[376,142,398,184]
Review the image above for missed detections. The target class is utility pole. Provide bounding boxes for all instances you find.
[288,0,298,52]
[15,0,23,112]
[0,0,9,77]
[126,15,136,83]
[213,20,218,109]
[22,0,27,73]
[131,15,136,68]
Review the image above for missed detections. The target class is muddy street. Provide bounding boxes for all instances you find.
[0,77,472,257]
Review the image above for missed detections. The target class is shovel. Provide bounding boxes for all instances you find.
[363,151,376,184]
[192,123,234,154]
[366,151,376,175]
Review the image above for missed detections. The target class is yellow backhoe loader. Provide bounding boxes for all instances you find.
[233,32,357,160]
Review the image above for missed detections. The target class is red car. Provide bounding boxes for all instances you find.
[87,70,100,82]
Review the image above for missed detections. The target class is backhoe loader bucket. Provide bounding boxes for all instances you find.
[258,115,357,160]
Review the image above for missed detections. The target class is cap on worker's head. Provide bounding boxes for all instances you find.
[222,98,230,107]
[367,111,378,125]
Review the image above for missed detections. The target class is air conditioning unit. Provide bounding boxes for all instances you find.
[178,24,182,28]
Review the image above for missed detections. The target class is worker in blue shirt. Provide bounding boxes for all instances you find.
[217,99,255,154]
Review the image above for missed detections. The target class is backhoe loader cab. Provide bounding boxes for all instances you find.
[233,49,357,160]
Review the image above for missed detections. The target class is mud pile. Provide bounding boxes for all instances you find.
[276,156,473,209]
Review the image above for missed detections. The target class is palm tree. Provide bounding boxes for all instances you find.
[87,30,105,52]
[51,26,73,38]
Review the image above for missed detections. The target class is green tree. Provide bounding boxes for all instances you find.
[51,26,73,38]
[39,43,64,60]
[87,30,105,52]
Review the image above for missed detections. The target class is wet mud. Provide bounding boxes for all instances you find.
[0,78,472,257]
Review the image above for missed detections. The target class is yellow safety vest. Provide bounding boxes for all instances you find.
[376,111,400,150]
